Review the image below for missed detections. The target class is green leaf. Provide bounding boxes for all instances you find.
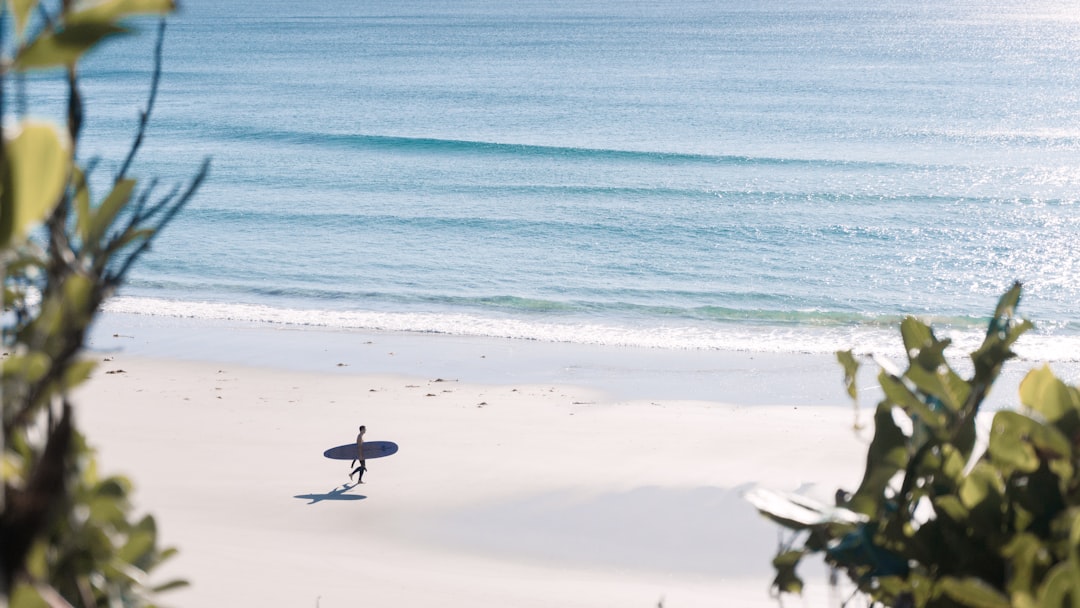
[772,549,805,594]
[151,579,191,594]
[1019,366,1080,424]
[960,462,1008,536]
[72,164,93,240]
[837,349,860,402]
[88,495,127,525]
[131,513,159,543]
[109,226,156,251]
[1012,504,1036,534]
[15,22,129,70]
[8,582,49,608]
[64,273,96,318]
[970,283,1030,387]
[2,352,52,383]
[848,402,909,517]
[988,410,1072,480]
[67,0,176,26]
[0,121,71,247]
[934,495,969,522]
[1067,510,1080,556]
[10,0,40,39]
[988,282,1023,336]
[23,540,48,580]
[62,358,98,391]
[880,372,946,432]
[1,452,26,483]
[989,280,1023,321]
[86,178,136,245]
[118,529,155,564]
[938,576,1012,608]
[900,316,935,359]
[1035,562,1078,606]
[988,411,1045,475]
[959,462,1004,510]
[1002,534,1051,600]
[902,317,957,374]
[905,363,970,413]
[876,575,912,600]
[773,548,804,568]
[940,444,966,483]
[97,475,134,498]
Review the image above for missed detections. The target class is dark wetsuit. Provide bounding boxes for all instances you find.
[350,428,366,482]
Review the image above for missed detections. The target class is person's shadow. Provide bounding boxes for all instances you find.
[294,482,367,504]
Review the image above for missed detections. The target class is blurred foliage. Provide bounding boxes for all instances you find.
[748,283,1080,607]
[0,1,207,605]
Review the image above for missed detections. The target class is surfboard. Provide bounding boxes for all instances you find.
[323,441,398,460]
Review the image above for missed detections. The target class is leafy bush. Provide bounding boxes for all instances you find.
[749,283,1080,607]
[1,1,207,605]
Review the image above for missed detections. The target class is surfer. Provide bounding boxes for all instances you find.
[349,425,366,483]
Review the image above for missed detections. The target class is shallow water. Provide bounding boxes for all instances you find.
[42,0,1080,359]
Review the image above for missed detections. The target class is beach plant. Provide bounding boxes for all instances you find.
[746,283,1080,607]
[0,1,207,605]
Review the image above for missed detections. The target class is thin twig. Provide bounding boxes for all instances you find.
[35,3,55,29]
[106,159,209,285]
[128,177,160,221]
[117,20,167,182]
[136,182,180,224]
[66,64,83,150]
[97,180,161,266]
[67,158,100,258]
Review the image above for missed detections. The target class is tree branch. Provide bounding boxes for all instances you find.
[106,158,210,286]
[117,20,167,183]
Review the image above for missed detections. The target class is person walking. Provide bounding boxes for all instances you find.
[349,425,367,483]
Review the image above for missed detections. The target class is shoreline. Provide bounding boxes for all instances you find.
[88,310,1060,409]
[87,311,854,405]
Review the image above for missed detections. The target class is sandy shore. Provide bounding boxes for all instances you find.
[73,322,883,607]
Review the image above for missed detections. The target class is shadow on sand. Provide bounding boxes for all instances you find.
[294,482,367,504]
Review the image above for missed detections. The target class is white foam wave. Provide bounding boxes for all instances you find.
[101,296,1080,362]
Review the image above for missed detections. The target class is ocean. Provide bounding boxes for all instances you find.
[45,0,1080,365]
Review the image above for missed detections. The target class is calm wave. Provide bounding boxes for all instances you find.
[54,0,1080,362]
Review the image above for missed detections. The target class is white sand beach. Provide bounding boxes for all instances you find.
[74,320,915,607]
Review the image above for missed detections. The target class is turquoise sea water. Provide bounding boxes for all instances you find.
[50,0,1080,360]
